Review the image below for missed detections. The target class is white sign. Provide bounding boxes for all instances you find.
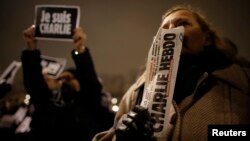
[0,60,22,85]
[41,55,67,79]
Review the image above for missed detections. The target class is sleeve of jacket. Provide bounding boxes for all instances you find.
[71,48,103,107]
[21,49,51,109]
[92,71,146,141]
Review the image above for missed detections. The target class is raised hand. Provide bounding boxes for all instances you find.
[23,25,37,50]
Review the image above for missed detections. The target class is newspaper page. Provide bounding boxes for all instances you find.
[34,5,80,41]
[140,26,184,140]
[40,55,67,79]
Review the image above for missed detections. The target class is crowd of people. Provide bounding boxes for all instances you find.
[0,4,249,141]
[1,25,116,140]
[21,25,115,141]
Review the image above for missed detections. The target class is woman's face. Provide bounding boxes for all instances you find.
[161,10,210,55]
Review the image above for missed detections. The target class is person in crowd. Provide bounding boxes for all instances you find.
[0,81,13,139]
[93,4,250,141]
[0,76,32,141]
[0,62,18,99]
[21,25,114,141]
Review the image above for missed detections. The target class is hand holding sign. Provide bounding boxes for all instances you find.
[73,27,87,53]
[23,25,37,50]
[41,55,67,79]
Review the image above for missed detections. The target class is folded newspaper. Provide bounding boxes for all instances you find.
[140,26,184,140]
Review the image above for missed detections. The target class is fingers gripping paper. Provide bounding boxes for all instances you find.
[140,26,184,140]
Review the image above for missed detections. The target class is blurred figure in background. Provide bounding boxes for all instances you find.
[21,25,114,141]
[0,70,32,141]
[0,83,12,100]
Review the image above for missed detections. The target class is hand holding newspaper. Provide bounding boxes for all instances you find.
[140,26,184,140]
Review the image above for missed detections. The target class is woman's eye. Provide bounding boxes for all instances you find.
[162,24,169,29]
[178,21,189,26]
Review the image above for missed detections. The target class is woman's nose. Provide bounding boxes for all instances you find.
[162,23,176,29]
[168,23,176,29]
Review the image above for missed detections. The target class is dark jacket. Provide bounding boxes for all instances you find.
[21,48,114,141]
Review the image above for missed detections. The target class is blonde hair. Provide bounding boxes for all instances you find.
[162,5,209,32]
[162,5,227,57]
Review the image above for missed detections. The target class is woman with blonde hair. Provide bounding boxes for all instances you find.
[93,4,250,141]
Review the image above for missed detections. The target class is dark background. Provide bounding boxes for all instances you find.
[0,0,249,100]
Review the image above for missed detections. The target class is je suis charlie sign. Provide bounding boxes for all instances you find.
[34,5,80,41]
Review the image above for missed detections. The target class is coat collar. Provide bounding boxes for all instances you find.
[212,64,250,93]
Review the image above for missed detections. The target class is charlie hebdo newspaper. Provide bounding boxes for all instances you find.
[140,26,184,141]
